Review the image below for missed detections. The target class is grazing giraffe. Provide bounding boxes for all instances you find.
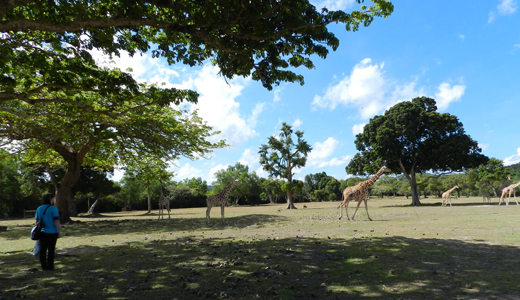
[441,185,459,207]
[338,166,391,221]
[158,184,170,220]
[206,180,241,225]
[498,180,520,205]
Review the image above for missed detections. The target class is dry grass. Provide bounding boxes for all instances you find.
[1,196,520,299]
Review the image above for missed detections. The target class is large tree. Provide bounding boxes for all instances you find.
[259,122,312,209]
[346,97,488,205]
[1,94,224,222]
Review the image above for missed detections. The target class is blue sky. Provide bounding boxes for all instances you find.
[99,0,520,184]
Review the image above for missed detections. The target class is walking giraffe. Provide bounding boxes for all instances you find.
[158,184,170,220]
[338,166,391,221]
[206,180,241,225]
[441,185,459,207]
[498,180,520,205]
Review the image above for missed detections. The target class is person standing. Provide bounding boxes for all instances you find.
[35,194,61,271]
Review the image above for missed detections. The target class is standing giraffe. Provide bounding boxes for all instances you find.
[441,185,459,207]
[206,180,241,225]
[158,184,170,220]
[338,166,391,221]
[498,180,520,205]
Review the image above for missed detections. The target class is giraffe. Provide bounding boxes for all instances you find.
[498,180,520,205]
[158,184,170,220]
[338,166,391,221]
[206,179,241,225]
[441,185,459,207]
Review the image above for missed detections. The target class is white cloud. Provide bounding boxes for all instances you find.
[306,137,349,169]
[504,148,520,165]
[318,155,352,168]
[207,164,229,184]
[175,163,203,181]
[189,64,260,146]
[292,119,303,129]
[352,123,366,136]
[312,58,387,119]
[311,0,357,11]
[434,82,466,110]
[312,59,425,120]
[90,51,261,147]
[498,0,517,14]
[488,12,496,23]
[273,87,283,102]
[489,0,517,23]
[458,34,465,40]
[248,102,265,128]
[89,49,181,85]
[238,148,268,177]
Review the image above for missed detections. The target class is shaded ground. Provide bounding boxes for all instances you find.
[1,224,520,299]
[2,199,520,299]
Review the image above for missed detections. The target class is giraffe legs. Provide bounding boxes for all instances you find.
[338,203,350,220]
[206,205,212,225]
[363,198,372,221]
[338,197,351,220]
[220,205,225,225]
[513,192,519,205]
[351,197,372,221]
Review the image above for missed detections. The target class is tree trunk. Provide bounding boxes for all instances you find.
[146,179,152,213]
[398,160,421,206]
[88,198,100,214]
[406,172,421,205]
[52,158,82,223]
[286,191,297,209]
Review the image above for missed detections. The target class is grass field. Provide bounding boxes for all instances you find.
[1,196,520,299]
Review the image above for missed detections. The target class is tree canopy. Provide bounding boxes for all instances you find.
[1,90,224,221]
[1,0,393,92]
[259,122,312,208]
[466,158,510,197]
[346,97,488,205]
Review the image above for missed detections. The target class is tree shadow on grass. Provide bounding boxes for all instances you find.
[2,235,520,299]
[0,214,290,241]
[381,202,507,208]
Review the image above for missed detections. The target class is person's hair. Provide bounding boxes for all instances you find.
[43,194,54,205]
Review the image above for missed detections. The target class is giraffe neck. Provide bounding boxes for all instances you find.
[448,187,457,193]
[220,181,237,197]
[509,181,520,189]
[361,167,385,188]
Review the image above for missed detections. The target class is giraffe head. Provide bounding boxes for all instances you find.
[234,179,242,185]
[381,165,391,173]
[454,185,459,190]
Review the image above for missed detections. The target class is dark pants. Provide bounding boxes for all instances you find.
[39,233,58,270]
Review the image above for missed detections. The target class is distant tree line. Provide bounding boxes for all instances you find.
[1,155,518,218]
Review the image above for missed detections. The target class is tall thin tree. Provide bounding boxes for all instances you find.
[259,123,312,209]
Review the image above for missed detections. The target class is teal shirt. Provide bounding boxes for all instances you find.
[35,205,60,234]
